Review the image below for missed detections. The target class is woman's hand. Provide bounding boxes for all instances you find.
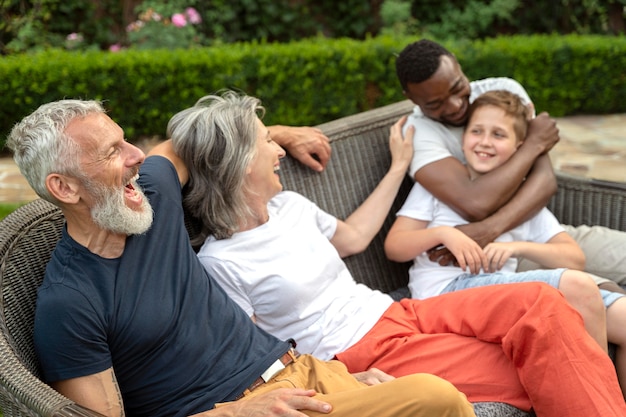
[388,116,414,174]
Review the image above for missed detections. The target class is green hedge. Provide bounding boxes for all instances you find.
[456,35,626,116]
[1,34,625,149]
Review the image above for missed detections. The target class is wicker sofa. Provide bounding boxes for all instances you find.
[1,99,625,416]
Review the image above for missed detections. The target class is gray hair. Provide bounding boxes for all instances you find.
[6,100,105,203]
[169,91,264,243]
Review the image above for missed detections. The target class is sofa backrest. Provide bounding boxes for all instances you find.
[277,98,626,294]
[278,100,416,293]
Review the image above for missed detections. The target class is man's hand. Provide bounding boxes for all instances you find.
[524,112,560,154]
[197,388,331,416]
[269,125,331,172]
[351,368,395,386]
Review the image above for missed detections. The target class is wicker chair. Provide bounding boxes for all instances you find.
[1,100,624,416]
[0,199,103,417]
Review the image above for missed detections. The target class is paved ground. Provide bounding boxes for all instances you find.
[550,114,626,182]
[1,114,625,204]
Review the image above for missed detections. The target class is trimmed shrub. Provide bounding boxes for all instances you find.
[1,34,625,149]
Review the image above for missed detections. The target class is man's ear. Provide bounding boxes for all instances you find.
[46,173,81,204]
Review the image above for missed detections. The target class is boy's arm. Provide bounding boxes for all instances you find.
[385,216,487,274]
[384,216,438,262]
[484,232,585,272]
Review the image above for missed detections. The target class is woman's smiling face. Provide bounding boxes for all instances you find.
[245,118,287,202]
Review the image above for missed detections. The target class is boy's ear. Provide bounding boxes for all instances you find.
[46,173,81,204]
[526,103,535,120]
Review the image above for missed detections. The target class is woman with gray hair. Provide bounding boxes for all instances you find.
[171,90,626,417]
[169,92,266,245]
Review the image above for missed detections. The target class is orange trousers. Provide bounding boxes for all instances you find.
[240,355,475,417]
[336,282,626,416]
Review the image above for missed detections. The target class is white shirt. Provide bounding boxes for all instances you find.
[198,191,394,360]
[397,182,564,299]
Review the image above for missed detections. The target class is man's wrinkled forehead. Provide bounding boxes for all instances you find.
[65,113,123,166]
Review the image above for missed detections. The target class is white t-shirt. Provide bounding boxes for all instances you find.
[397,182,564,299]
[408,77,533,178]
[197,191,394,360]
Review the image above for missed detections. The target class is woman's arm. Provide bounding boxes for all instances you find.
[330,117,413,257]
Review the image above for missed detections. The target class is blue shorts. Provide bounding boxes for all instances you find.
[441,268,623,308]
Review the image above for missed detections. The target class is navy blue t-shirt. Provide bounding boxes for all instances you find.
[34,156,290,417]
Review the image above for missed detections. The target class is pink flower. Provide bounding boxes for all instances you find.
[185,7,202,24]
[109,44,122,52]
[171,13,187,27]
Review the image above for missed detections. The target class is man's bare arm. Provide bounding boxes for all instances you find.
[458,153,557,246]
[147,139,189,187]
[191,389,331,416]
[52,368,125,417]
[415,112,559,222]
[429,154,556,266]
[53,368,332,417]
[268,125,331,172]
[147,127,330,188]
[428,154,556,266]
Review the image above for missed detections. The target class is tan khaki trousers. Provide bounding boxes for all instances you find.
[240,354,475,417]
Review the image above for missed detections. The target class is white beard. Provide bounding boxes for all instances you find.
[85,177,154,235]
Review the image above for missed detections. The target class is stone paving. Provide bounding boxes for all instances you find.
[550,114,626,182]
[0,157,37,203]
[1,114,625,204]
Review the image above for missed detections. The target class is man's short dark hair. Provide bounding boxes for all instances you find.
[395,39,454,90]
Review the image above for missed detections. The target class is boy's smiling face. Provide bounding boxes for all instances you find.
[462,105,522,180]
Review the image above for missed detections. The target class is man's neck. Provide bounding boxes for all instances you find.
[64,212,127,258]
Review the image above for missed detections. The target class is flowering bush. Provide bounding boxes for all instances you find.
[125,3,204,50]
[64,33,84,50]
[63,32,104,52]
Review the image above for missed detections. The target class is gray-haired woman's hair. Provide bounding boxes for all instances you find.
[6,100,105,203]
[169,90,264,243]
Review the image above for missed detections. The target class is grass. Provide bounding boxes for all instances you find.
[0,202,25,221]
